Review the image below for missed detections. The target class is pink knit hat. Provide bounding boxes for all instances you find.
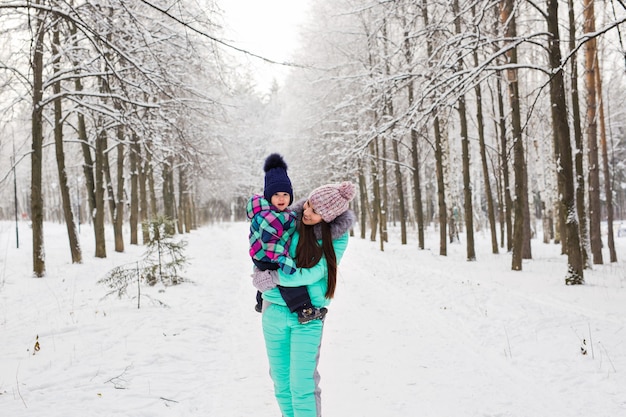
[308,181,356,222]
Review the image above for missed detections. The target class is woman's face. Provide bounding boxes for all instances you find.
[302,200,323,225]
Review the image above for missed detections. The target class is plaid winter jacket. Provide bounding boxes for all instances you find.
[246,194,297,274]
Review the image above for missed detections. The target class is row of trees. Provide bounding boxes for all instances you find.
[0,0,254,276]
[274,0,625,284]
[1,1,624,285]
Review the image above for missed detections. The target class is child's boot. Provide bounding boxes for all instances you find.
[298,307,328,324]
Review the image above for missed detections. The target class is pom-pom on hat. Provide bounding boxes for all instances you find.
[308,181,356,223]
[263,153,293,205]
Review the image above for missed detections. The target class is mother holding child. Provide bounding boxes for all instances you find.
[247,153,356,417]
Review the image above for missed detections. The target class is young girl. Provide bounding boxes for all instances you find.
[252,181,356,417]
[247,153,326,324]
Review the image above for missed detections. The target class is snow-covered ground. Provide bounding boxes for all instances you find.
[1,220,624,416]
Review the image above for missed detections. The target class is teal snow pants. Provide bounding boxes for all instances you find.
[262,303,324,417]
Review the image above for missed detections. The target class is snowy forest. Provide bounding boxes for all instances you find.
[0,0,625,282]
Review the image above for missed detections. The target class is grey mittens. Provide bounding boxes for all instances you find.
[252,269,278,292]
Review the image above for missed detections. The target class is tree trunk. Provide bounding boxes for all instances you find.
[496,73,513,252]
[380,21,406,245]
[380,137,388,243]
[473,38,498,254]
[373,139,385,251]
[453,0,476,261]
[31,3,46,277]
[76,103,96,219]
[139,146,150,245]
[185,185,193,233]
[493,128,506,246]
[129,133,139,245]
[369,141,381,246]
[422,0,447,256]
[411,127,425,250]
[500,0,525,271]
[358,159,368,240]
[163,156,176,234]
[546,0,584,284]
[434,116,448,256]
[553,110,567,256]
[101,131,116,226]
[583,0,603,264]
[553,199,562,244]
[114,126,124,252]
[189,195,197,231]
[68,22,96,220]
[52,20,82,263]
[596,61,617,262]
[99,6,121,251]
[402,24,425,250]
[147,156,158,219]
[392,137,407,244]
[178,164,187,234]
[94,120,107,258]
[459,94,476,261]
[567,0,590,267]
[522,160,532,259]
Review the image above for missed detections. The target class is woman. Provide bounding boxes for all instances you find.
[252,181,357,417]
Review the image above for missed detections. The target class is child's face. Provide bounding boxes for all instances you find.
[271,192,291,211]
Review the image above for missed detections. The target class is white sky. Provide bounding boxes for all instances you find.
[220,0,310,92]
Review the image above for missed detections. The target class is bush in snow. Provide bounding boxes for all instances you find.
[98,217,188,306]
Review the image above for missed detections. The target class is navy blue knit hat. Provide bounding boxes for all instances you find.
[263,153,293,205]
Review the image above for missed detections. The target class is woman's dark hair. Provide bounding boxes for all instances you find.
[295,220,338,298]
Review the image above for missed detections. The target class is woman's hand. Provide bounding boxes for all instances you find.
[252,269,278,292]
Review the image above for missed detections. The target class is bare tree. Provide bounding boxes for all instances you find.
[545,0,584,284]
[114,123,124,253]
[422,0,448,256]
[473,19,499,254]
[129,132,140,244]
[495,70,513,252]
[595,60,617,263]
[30,1,47,277]
[500,0,526,271]
[52,17,81,263]
[583,0,603,265]
[567,0,590,268]
[452,0,476,261]
[94,118,107,258]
